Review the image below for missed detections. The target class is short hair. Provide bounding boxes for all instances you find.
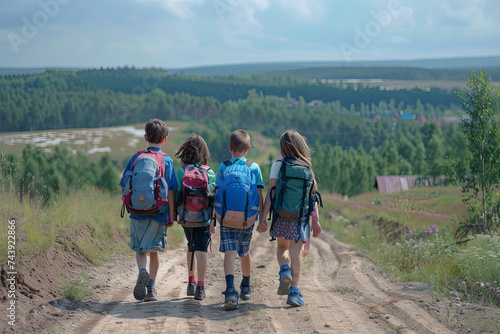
[229,130,250,153]
[145,119,169,144]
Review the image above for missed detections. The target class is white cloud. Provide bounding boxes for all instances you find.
[276,0,328,23]
[133,0,203,19]
[424,1,494,33]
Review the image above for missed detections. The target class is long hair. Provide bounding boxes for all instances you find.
[175,134,210,165]
[280,130,317,191]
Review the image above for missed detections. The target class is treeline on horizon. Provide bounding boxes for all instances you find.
[0,68,472,196]
[1,67,464,134]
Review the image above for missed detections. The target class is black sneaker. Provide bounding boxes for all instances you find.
[133,270,150,300]
[144,287,158,302]
[187,281,196,296]
[240,284,254,301]
[194,286,206,300]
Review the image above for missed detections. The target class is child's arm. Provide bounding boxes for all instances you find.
[258,178,277,232]
[167,190,176,227]
[311,204,321,237]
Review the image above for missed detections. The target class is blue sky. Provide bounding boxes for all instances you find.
[1,0,499,68]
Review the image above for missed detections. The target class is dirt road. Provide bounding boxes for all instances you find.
[35,227,471,334]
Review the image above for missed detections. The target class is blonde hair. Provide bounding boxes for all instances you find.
[175,134,210,165]
[280,130,317,191]
[229,130,250,153]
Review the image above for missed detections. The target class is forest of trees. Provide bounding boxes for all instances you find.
[0,67,472,197]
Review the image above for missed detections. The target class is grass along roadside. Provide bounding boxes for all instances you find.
[320,187,500,307]
[0,188,185,263]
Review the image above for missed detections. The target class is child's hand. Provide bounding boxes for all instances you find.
[209,223,216,234]
[257,221,268,233]
[311,215,322,237]
[167,217,174,228]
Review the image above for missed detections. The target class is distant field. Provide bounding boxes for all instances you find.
[0,121,190,164]
[0,121,280,168]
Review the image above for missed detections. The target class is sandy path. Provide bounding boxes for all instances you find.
[59,229,457,334]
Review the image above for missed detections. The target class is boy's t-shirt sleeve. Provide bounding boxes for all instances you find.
[164,156,178,191]
[214,163,224,187]
[251,162,264,188]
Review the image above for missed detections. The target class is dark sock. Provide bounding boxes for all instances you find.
[241,275,250,287]
[225,275,235,290]
[147,279,155,288]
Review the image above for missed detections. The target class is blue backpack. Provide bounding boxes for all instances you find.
[214,160,259,229]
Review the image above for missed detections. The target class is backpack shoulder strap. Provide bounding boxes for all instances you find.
[130,150,148,169]
[223,160,233,167]
[200,164,210,172]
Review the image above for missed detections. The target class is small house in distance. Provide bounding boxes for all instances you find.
[375,175,448,194]
[375,176,419,194]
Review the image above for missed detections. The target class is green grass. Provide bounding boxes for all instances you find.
[0,188,129,261]
[321,186,500,306]
[63,274,94,301]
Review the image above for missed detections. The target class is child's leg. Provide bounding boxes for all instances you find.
[136,252,147,270]
[240,253,251,277]
[187,251,196,277]
[288,239,303,288]
[195,251,208,282]
[224,250,237,277]
[149,251,160,280]
[276,237,290,267]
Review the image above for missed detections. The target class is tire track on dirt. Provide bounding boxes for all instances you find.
[66,226,459,334]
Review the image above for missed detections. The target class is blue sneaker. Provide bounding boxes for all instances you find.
[240,284,254,301]
[222,288,239,310]
[286,290,304,307]
[278,265,292,295]
[133,270,150,301]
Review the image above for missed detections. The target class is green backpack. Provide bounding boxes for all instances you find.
[269,158,322,240]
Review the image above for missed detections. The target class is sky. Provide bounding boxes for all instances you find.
[1,0,499,69]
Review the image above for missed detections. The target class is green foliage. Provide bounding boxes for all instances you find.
[1,145,120,204]
[63,274,94,301]
[448,71,500,238]
[0,67,472,196]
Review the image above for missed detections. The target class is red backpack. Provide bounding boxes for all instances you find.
[176,164,213,227]
[120,149,168,217]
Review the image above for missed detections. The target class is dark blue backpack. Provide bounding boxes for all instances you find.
[214,160,259,229]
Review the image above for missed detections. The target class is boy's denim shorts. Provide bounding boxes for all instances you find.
[130,218,167,253]
[219,225,253,257]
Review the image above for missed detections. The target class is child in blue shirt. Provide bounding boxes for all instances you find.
[119,119,177,302]
[214,130,264,310]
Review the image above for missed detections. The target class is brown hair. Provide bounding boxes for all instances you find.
[145,119,169,144]
[175,134,210,165]
[280,129,317,191]
[229,129,251,153]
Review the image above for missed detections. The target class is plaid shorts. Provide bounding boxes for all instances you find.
[219,225,253,257]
